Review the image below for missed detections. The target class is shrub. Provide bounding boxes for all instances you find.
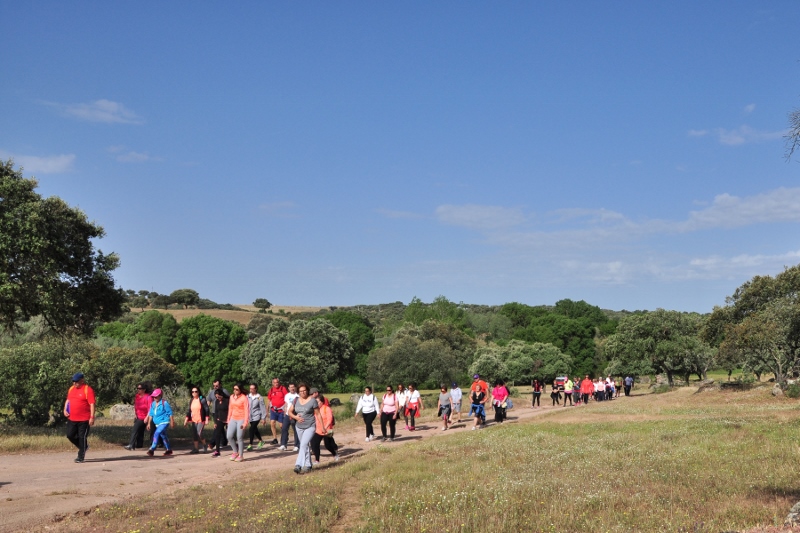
[785,383,800,399]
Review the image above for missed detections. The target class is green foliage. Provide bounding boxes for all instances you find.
[0,338,97,425]
[785,383,800,399]
[95,320,130,340]
[469,341,572,384]
[130,296,149,310]
[127,310,179,359]
[170,314,247,388]
[253,298,272,309]
[169,289,200,309]
[403,296,470,332]
[0,316,52,348]
[0,160,126,335]
[317,310,375,358]
[240,319,354,388]
[84,347,183,406]
[245,313,274,340]
[605,310,714,383]
[367,320,476,389]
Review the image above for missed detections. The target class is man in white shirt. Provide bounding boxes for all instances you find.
[449,382,463,424]
[279,383,299,451]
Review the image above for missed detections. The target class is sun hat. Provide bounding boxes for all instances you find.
[72,372,85,382]
[309,387,319,394]
[151,388,163,397]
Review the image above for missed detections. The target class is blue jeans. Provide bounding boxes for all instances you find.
[294,425,315,468]
[150,423,171,451]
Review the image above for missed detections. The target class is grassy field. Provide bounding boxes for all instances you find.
[45,384,800,533]
[128,305,326,326]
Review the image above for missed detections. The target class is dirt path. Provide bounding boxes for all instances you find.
[1,399,591,532]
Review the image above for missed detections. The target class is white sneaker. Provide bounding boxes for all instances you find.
[313,460,320,465]
[471,426,476,431]
[292,447,299,452]
[365,437,370,442]
[279,445,286,451]
[334,455,340,462]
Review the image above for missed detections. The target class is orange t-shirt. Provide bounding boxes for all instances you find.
[190,398,203,423]
[227,394,250,423]
[67,384,95,422]
[470,380,489,394]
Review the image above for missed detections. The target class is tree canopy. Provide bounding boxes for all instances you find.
[169,314,248,388]
[0,160,125,334]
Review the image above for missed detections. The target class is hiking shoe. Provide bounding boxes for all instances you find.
[334,455,340,462]
[246,445,253,451]
[270,439,278,445]
[279,445,286,451]
[147,449,155,456]
[294,465,302,474]
[189,449,199,454]
[257,441,264,450]
[234,456,243,462]
[74,457,84,463]
[302,466,312,474]
[211,451,220,457]
[230,453,238,461]
[163,450,173,456]
[382,437,388,442]
[365,437,370,443]
[123,445,133,451]
[292,446,299,452]
[312,460,320,466]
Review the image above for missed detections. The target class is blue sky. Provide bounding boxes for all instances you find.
[2,3,799,312]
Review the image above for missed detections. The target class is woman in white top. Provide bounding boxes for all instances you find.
[355,386,380,442]
[405,383,423,431]
[396,383,409,429]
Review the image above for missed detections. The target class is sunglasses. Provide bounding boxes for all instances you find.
[191,390,199,393]
[136,387,144,390]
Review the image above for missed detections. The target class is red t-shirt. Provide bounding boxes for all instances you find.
[67,384,95,422]
[267,385,288,410]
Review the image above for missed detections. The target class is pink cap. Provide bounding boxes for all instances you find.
[151,388,162,397]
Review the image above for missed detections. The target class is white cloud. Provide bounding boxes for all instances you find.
[43,99,144,124]
[688,129,708,137]
[0,151,75,174]
[743,103,756,114]
[259,201,298,217]
[374,208,426,220]
[117,151,160,163]
[715,125,785,145]
[435,204,525,230]
[678,187,800,231]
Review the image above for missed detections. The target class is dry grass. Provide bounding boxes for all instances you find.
[43,387,800,532]
[128,305,328,326]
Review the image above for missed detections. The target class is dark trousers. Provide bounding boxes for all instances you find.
[128,417,146,449]
[310,433,339,461]
[582,393,590,404]
[213,422,227,452]
[380,412,397,439]
[363,411,376,437]
[280,418,299,447]
[249,420,263,444]
[624,386,631,396]
[494,405,506,422]
[66,420,90,459]
[532,392,541,407]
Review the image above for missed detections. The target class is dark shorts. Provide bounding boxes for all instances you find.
[270,409,284,423]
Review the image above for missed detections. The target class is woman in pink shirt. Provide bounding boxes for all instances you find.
[125,382,153,451]
[380,385,398,441]
[226,383,250,462]
[491,380,509,423]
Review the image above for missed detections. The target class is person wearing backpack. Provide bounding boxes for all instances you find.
[310,392,339,464]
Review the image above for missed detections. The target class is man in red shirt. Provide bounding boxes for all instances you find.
[63,372,96,463]
[267,377,288,445]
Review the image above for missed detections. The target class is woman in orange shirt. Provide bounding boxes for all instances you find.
[226,383,250,462]
[183,386,209,454]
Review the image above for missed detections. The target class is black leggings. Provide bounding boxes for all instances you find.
[363,411,377,438]
[532,392,541,407]
[563,391,573,405]
[551,392,560,406]
[213,423,227,452]
[380,412,397,439]
[249,420,263,444]
[310,433,339,461]
[582,393,590,404]
[128,417,146,448]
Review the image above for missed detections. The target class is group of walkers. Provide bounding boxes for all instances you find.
[531,375,635,408]
[63,371,635,469]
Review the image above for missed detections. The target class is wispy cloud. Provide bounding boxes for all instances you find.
[743,103,756,114]
[375,208,426,220]
[715,125,784,145]
[259,201,298,218]
[0,151,75,174]
[687,129,708,137]
[43,99,144,124]
[435,204,525,230]
[107,145,161,163]
[679,187,800,230]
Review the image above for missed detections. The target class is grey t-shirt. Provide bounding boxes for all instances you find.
[293,397,318,430]
[439,391,451,407]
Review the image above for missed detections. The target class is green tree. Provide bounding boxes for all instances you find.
[0,160,126,334]
[253,298,272,310]
[127,310,179,359]
[170,314,247,387]
[84,347,184,405]
[130,296,149,311]
[240,319,354,388]
[245,313,274,340]
[469,341,571,385]
[0,338,97,425]
[169,289,200,309]
[403,296,469,331]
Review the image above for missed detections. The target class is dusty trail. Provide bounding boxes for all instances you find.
[1,397,608,532]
